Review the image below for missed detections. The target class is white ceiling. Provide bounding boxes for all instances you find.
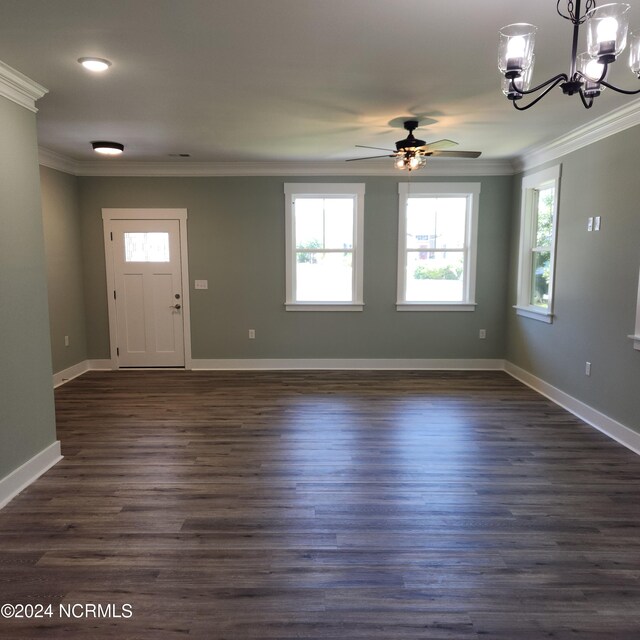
[2,0,640,165]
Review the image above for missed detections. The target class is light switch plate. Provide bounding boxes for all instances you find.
[195,280,208,290]
[587,217,593,231]
[594,216,601,231]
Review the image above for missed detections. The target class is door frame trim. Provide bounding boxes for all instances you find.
[102,208,192,370]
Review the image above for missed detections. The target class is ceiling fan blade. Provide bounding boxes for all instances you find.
[346,154,395,161]
[429,150,482,158]
[418,139,459,151]
[355,144,396,152]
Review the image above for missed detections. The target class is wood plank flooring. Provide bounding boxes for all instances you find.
[1,370,639,639]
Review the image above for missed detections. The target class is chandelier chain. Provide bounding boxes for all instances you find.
[556,0,596,24]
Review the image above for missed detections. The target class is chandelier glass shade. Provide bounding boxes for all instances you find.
[498,1,640,109]
[394,150,428,172]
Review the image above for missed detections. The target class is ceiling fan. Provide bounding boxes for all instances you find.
[347,120,482,171]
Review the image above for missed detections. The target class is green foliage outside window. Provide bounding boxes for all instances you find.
[531,189,554,307]
[414,264,463,280]
[297,239,321,263]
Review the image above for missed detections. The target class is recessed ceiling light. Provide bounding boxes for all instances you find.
[91,141,124,155]
[78,57,112,72]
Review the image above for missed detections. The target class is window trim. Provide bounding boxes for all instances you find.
[284,183,365,311]
[514,165,561,323]
[396,182,480,311]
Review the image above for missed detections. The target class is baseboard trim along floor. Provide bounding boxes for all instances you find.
[0,441,62,510]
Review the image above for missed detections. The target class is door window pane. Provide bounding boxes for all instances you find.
[124,232,170,262]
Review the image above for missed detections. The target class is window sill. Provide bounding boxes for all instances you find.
[628,335,640,351]
[396,302,477,312]
[514,305,554,324]
[285,303,364,312]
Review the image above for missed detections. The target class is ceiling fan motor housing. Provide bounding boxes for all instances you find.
[396,120,425,150]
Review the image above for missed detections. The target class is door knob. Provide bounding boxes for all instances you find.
[171,304,182,310]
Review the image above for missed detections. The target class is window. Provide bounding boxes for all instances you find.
[397,183,480,311]
[124,232,170,262]
[284,184,364,311]
[515,165,561,323]
[630,268,640,351]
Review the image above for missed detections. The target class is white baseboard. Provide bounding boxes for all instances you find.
[0,441,62,510]
[505,361,640,456]
[53,360,89,388]
[53,359,113,387]
[192,358,506,371]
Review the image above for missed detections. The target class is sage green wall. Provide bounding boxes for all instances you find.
[507,126,640,434]
[0,96,57,479]
[40,166,87,374]
[78,175,512,360]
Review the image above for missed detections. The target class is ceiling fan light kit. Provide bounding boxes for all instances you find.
[499,1,640,110]
[347,120,481,172]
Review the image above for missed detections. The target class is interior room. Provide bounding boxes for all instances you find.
[0,1,639,638]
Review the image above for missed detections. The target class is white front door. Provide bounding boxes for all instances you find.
[110,219,185,367]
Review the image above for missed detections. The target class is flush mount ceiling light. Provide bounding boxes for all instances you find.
[91,141,124,155]
[498,1,640,110]
[78,57,112,72]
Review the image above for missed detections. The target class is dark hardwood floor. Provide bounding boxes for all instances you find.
[1,370,639,639]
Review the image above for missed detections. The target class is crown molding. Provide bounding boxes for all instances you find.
[515,97,640,173]
[0,61,48,113]
[36,154,515,178]
[38,147,81,174]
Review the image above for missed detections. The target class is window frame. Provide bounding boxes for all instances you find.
[514,165,561,324]
[284,183,365,311]
[629,266,640,351]
[396,182,481,311]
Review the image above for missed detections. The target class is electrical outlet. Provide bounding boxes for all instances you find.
[248,329,256,339]
[594,216,601,231]
[479,329,486,339]
[64,335,70,347]
[585,361,591,376]
[587,217,593,231]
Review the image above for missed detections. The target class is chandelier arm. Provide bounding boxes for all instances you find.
[597,79,640,95]
[512,77,568,110]
[557,0,595,24]
[511,73,569,96]
[575,65,609,86]
[578,89,595,109]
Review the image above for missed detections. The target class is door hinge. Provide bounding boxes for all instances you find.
[113,290,117,300]
[110,231,113,241]
[117,347,119,356]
